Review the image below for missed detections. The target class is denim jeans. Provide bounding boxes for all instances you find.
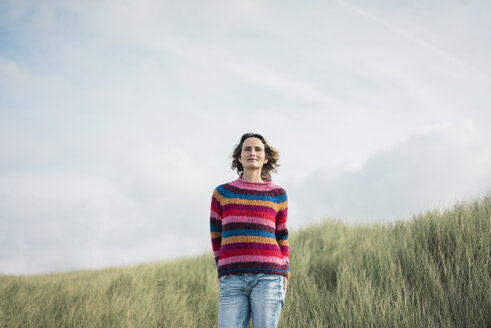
[217,273,286,328]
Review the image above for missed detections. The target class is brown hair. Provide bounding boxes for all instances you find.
[231,133,280,180]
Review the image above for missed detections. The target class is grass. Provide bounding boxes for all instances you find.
[1,194,490,327]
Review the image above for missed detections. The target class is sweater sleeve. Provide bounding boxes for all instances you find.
[275,190,290,279]
[210,188,222,267]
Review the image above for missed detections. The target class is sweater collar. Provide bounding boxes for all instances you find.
[236,175,273,186]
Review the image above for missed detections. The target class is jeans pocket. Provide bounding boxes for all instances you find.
[259,274,285,301]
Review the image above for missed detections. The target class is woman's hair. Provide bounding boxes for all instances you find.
[231,132,280,180]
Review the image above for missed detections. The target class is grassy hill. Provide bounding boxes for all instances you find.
[1,194,489,327]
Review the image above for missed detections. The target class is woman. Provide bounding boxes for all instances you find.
[210,132,290,328]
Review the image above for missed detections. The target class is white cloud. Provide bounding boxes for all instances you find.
[286,121,491,225]
[334,0,491,82]
[0,146,215,274]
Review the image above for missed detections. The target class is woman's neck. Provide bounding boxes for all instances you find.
[241,170,263,182]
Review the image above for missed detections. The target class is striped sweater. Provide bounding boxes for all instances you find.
[210,176,290,279]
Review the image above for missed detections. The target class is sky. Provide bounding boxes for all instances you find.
[1,0,490,275]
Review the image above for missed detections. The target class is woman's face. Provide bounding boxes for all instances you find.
[239,137,269,171]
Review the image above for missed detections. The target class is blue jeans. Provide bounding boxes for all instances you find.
[218,273,286,328]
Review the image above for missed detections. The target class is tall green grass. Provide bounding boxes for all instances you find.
[1,194,489,327]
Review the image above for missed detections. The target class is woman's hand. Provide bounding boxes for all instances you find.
[283,277,288,291]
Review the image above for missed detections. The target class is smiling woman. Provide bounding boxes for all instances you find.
[230,133,280,182]
[210,132,289,328]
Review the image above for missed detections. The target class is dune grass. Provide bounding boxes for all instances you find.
[1,194,489,327]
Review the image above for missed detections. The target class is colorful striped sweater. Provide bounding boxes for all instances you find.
[210,176,290,279]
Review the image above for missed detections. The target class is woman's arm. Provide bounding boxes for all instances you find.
[210,189,222,267]
[275,190,290,280]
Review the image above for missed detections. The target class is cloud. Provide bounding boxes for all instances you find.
[334,0,491,82]
[0,143,216,275]
[287,121,491,224]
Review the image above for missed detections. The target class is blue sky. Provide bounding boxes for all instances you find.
[1,0,490,275]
